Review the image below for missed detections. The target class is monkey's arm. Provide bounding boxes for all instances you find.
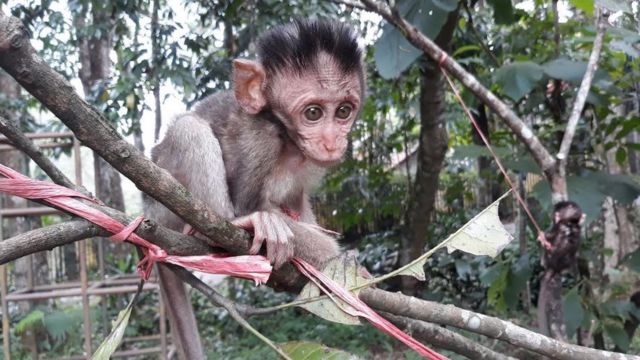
[146,114,235,231]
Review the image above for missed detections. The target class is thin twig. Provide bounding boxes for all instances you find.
[557,8,607,170]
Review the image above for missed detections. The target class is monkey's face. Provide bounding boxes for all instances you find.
[269,60,363,167]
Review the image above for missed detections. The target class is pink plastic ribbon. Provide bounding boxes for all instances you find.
[0,164,272,284]
[292,257,448,360]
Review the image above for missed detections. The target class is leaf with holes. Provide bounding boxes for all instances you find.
[296,252,368,325]
[391,192,514,281]
[281,341,358,360]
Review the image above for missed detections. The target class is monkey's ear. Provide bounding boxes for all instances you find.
[233,59,267,115]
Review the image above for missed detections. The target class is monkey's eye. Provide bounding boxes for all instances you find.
[336,104,353,119]
[304,106,323,121]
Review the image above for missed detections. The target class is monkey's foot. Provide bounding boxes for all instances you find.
[232,211,294,269]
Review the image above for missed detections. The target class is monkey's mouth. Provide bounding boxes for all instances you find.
[310,156,343,168]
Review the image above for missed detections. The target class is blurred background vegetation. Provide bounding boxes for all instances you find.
[0,0,639,358]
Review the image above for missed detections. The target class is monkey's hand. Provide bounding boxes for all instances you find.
[538,232,553,250]
[232,211,295,269]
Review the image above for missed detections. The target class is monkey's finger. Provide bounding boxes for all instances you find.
[272,215,291,268]
[263,212,281,263]
[249,213,267,254]
[231,215,255,230]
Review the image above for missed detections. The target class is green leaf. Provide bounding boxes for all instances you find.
[563,286,585,338]
[503,255,532,310]
[486,0,515,24]
[480,263,504,286]
[297,252,368,325]
[604,323,630,352]
[543,59,609,85]
[15,310,45,334]
[493,61,544,102]
[615,147,627,165]
[91,284,141,360]
[280,341,357,360]
[374,0,451,79]
[569,0,594,14]
[487,264,509,312]
[621,249,640,272]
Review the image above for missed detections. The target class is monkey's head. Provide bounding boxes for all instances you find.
[232,19,365,167]
[553,201,585,226]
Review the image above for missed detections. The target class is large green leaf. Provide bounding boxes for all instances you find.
[296,252,368,325]
[281,341,358,360]
[542,59,609,86]
[604,322,630,352]
[486,0,515,24]
[563,286,585,338]
[569,0,594,14]
[389,192,514,281]
[374,0,452,79]
[493,61,544,102]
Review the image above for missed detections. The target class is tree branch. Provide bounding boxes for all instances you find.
[556,8,607,169]
[0,219,107,263]
[361,288,638,360]
[380,312,517,360]
[351,0,557,179]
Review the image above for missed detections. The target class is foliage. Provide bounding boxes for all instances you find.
[2,0,640,356]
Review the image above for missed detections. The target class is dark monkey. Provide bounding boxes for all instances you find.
[537,201,585,339]
[542,201,585,274]
[145,19,365,358]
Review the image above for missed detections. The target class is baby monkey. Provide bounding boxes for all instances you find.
[146,19,365,270]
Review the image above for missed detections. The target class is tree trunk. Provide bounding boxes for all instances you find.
[401,9,459,295]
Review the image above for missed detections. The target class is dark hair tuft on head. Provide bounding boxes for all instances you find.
[256,18,362,76]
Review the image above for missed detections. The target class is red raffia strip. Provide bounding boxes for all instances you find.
[0,164,272,284]
[292,257,448,360]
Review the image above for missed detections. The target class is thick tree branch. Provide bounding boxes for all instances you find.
[381,312,516,360]
[0,11,305,291]
[361,288,639,360]
[351,0,557,179]
[557,9,607,169]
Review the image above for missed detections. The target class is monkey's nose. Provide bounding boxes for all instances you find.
[324,142,338,153]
